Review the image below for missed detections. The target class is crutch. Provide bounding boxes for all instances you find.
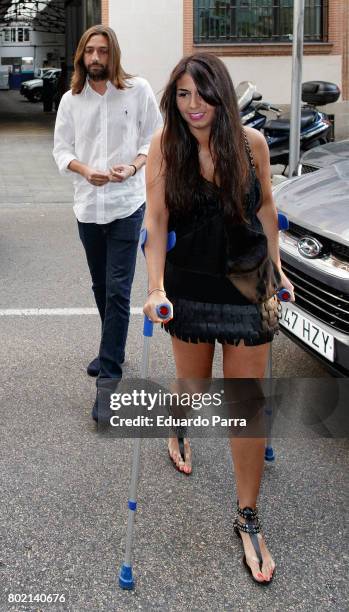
[264,212,291,461]
[119,229,175,591]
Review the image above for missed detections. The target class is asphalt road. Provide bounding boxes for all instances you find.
[0,91,347,612]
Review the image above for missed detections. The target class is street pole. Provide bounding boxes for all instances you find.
[288,0,305,178]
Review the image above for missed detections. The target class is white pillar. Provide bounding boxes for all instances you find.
[288,0,305,177]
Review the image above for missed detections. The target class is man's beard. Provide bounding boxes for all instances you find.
[87,64,109,81]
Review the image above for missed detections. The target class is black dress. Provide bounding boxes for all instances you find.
[163,157,281,346]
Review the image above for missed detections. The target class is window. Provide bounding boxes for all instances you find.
[86,0,101,28]
[24,28,30,42]
[4,29,10,42]
[11,28,16,42]
[1,56,21,65]
[194,1,328,44]
[18,28,23,42]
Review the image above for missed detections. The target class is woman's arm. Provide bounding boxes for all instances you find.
[143,129,173,322]
[245,127,295,300]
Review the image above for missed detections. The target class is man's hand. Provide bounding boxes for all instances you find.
[83,166,110,186]
[109,164,135,183]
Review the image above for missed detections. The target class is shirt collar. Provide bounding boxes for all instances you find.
[84,76,112,96]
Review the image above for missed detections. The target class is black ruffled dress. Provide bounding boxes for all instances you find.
[163,156,281,346]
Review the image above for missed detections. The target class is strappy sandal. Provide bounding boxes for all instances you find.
[233,503,274,586]
[168,437,191,476]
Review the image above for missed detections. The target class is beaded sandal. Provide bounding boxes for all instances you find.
[233,503,274,585]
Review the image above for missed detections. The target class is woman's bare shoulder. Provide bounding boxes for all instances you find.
[243,126,269,163]
[244,126,267,149]
[147,127,166,184]
[147,127,165,166]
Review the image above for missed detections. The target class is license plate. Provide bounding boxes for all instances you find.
[280,303,335,362]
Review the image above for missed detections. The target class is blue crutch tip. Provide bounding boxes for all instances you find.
[265,446,275,462]
[119,564,135,590]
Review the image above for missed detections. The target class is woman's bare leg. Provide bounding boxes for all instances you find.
[169,337,215,474]
[223,342,275,582]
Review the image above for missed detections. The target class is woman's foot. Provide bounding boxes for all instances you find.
[234,506,275,584]
[238,524,275,583]
[168,437,192,475]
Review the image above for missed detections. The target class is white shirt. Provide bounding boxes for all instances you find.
[53,77,163,224]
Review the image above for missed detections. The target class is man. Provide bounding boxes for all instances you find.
[53,25,162,420]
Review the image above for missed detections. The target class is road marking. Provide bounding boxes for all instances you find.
[0,307,144,316]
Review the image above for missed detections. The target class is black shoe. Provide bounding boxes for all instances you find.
[91,395,111,424]
[92,378,121,423]
[87,357,100,377]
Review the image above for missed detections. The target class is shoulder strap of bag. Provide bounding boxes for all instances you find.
[242,129,256,172]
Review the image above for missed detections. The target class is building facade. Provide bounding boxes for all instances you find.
[0,21,64,75]
[101,0,348,103]
[65,0,101,83]
[0,0,101,85]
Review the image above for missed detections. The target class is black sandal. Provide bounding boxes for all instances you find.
[168,437,191,476]
[233,503,274,586]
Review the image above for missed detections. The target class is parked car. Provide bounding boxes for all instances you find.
[300,139,349,173]
[20,68,61,102]
[273,160,349,376]
[34,67,55,78]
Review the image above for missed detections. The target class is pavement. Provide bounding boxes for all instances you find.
[0,90,348,612]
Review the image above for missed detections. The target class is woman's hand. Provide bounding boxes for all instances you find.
[143,290,173,323]
[279,269,295,302]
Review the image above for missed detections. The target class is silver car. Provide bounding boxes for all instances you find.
[274,160,349,375]
[300,139,349,173]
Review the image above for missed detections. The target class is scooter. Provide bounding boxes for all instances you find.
[262,81,340,172]
[237,81,279,131]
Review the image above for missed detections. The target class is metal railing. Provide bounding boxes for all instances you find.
[194,1,328,44]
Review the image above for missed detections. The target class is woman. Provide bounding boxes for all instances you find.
[143,53,294,585]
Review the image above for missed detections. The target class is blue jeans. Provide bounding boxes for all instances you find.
[78,203,144,379]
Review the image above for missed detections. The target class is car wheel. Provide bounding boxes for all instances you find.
[30,88,42,102]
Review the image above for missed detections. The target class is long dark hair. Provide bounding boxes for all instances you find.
[71,25,133,94]
[160,53,250,223]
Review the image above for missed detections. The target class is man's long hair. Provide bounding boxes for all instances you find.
[160,53,250,223]
[71,25,133,94]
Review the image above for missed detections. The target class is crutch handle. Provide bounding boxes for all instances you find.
[140,228,176,255]
[277,288,292,302]
[277,211,289,231]
[156,304,171,319]
[143,303,172,337]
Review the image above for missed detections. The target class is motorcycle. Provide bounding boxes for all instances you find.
[237,81,278,131]
[262,81,340,172]
[237,80,340,174]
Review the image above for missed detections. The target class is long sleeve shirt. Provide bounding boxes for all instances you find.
[53,76,163,224]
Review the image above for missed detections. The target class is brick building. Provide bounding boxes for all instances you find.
[101,0,348,104]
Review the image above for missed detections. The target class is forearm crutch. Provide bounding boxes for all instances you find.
[264,212,290,461]
[119,230,175,590]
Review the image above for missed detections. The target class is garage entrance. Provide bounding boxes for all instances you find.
[0,0,101,112]
[0,0,102,204]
